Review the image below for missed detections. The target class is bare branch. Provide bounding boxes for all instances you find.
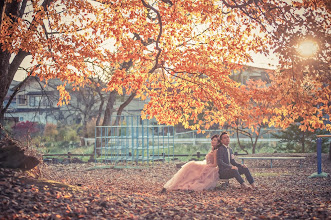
[1,64,40,116]
[113,92,136,126]
[19,0,28,17]
[140,0,162,74]
[221,0,254,9]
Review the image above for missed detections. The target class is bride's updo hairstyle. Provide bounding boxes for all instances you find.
[211,134,221,150]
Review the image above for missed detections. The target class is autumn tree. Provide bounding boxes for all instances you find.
[0,0,111,123]
[141,0,330,134]
[61,81,103,139]
[225,0,331,132]
[1,0,330,144]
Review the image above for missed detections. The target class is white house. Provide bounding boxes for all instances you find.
[3,76,150,126]
[4,77,61,124]
[4,65,270,126]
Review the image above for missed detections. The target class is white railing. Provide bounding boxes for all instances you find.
[174,129,282,144]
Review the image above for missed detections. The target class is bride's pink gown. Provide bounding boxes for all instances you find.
[164,151,219,191]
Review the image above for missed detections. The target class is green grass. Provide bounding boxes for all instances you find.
[253,172,282,177]
[39,139,285,164]
[38,141,94,162]
[252,171,294,177]
[86,165,148,170]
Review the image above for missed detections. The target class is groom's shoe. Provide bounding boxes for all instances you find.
[241,183,251,190]
[250,183,258,190]
[160,188,167,193]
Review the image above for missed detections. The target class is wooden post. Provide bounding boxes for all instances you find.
[197,151,200,159]
[309,135,330,178]
[329,143,331,161]
[317,138,322,174]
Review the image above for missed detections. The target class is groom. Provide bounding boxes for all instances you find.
[216,132,256,189]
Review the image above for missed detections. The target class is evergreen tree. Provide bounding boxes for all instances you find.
[272,123,329,153]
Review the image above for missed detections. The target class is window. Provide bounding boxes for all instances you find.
[41,97,50,106]
[29,96,37,107]
[17,95,27,106]
[29,96,50,107]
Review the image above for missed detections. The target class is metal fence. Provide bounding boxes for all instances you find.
[94,116,174,164]
[173,129,282,145]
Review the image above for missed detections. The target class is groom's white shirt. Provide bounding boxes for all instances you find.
[224,144,231,165]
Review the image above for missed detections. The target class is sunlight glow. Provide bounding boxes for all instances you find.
[297,40,319,57]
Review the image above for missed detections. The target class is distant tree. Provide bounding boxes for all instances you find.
[230,78,274,154]
[43,123,58,141]
[272,123,329,153]
[233,124,262,155]
[12,121,39,147]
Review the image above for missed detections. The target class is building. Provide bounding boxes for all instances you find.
[3,65,270,126]
[3,76,149,126]
[4,77,61,124]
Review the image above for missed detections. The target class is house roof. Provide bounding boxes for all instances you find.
[6,107,60,113]
[26,91,54,96]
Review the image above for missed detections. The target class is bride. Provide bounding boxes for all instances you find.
[163,134,220,191]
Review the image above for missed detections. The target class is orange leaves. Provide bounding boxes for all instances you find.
[57,85,71,106]
[2,0,329,134]
[226,14,235,23]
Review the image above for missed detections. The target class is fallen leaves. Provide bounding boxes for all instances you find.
[0,153,330,219]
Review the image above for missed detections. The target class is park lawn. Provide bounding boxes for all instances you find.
[1,153,330,219]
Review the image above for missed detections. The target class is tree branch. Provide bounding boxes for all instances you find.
[222,0,254,9]
[8,50,30,83]
[113,92,136,126]
[1,76,30,117]
[140,0,162,74]
[19,0,28,17]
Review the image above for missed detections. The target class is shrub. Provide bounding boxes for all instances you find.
[86,118,97,137]
[12,121,40,147]
[55,124,80,142]
[43,123,58,141]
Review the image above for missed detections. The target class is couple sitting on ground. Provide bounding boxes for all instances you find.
[163,132,256,191]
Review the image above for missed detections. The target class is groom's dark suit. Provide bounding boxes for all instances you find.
[216,144,254,185]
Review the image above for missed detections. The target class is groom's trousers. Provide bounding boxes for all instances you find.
[219,166,254,185]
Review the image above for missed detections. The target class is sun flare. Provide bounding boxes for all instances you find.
[297,40,319,57]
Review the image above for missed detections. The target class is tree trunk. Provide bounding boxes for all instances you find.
[95,91,117,156]
[302,132,305,153]
[92,82,105,157]
[102,91,117,126]
[252,126,261,154]
[95,86,105,127]
[83,117,88,138]
[0,50,29,122]
[113,92,136,126]
[81,101,94,138]
[235,127,249,155]
[0,0,52,123]
[0,51,12,124]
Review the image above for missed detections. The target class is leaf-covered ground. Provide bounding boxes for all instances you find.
[1,153,331,219]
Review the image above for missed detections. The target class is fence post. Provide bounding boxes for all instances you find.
[329,142,331,161]
[193,131,196,145]
[317,138,322,174]
[197,151,200,159]
[309,135,330,178]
